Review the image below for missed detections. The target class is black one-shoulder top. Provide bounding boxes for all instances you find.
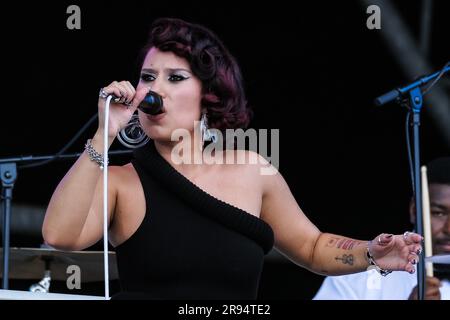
[114,141,274,299]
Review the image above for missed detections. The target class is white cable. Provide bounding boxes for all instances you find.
[103,95,112,300]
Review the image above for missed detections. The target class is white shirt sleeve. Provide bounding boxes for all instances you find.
[313,270,424,300]
[313,274,364,300]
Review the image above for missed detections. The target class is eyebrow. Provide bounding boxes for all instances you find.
[141,68,192,74]
[430,203,449,210]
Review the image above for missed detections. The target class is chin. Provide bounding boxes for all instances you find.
[146,127,170,140]
[149,134,179,145]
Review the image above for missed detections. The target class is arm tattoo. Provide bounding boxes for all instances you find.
[326,237,361,250]
[335,254,354,265]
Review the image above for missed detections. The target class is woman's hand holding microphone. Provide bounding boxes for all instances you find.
[95,81,149,146]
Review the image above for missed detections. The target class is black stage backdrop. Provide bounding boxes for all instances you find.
[0,0,448,299]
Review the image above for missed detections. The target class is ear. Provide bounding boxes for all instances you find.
[409,198,416,225]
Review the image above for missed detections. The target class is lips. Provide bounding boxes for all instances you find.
[434,240,450,253]
[146,112,166,121]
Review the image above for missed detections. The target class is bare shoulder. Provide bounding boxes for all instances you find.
[213,149,276,181]
[233,149,280,189]
[236,150,281,193]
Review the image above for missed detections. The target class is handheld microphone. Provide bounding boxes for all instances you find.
[116,90,164,148]
[138,90,164,115]
[108,90,164,115]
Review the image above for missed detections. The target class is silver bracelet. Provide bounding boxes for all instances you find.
[366,241,392,276]
[85,139,108,170]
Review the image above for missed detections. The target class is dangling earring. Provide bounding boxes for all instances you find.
[200,113,217,147]
[117,113,150,148]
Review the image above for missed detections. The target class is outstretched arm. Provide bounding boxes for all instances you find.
[260,164,422,276]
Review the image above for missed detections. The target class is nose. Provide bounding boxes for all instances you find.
[444,214,450,235]
[148,78,166,98]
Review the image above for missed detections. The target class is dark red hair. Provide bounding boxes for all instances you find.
[139,18,252,131]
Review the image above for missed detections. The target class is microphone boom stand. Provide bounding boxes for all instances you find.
[375,64,449,300]
[1,162,17,289]
[409,86,425,301]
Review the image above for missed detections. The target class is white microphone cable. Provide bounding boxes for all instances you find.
[102,95,112,300]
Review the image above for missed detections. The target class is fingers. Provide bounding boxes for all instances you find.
[410,232,424,243]
[403,231,424,244]
[424,276,442,300]
[377,233,394,245]
[110,81,130,104]
[425,276,442,288]
[101,83,122,101]
[406,244,421,265]
[407,252,419,265]
[101,81,136,105]
[425,286,441,300]
[405,261,415,274]
[404,242,424,273]
[408,277,441,300]
[122,81,136,105]
[132,86,152,109]
[120,81,131,104]
[425,290,441,300]
[409,282,441,300]
[408,244,422,255]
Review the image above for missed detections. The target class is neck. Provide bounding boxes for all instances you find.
[153,129,208,176]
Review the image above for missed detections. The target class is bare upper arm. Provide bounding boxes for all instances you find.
[71,166,121,250]
[260,160,321,269]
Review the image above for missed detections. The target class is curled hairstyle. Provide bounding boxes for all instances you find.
[139,18,252,131]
